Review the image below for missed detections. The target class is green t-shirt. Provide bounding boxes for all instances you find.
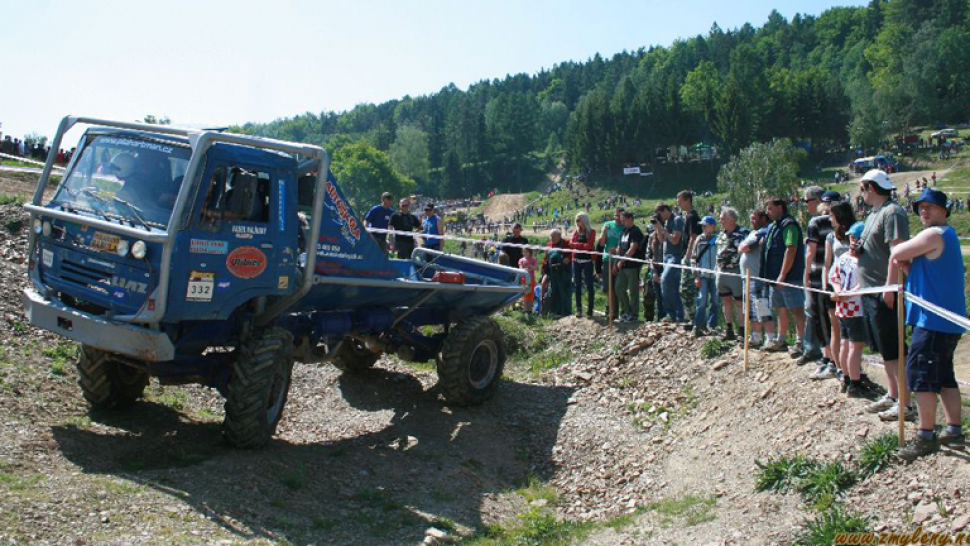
[603,220,623,264]
[782,224,799,247]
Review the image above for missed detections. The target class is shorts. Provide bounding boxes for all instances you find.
[861,294,902,361]
[838,316,867,343]
[748,280,772,322]
[716,269,743,299]
[906,326,961,393]
[770,284,805,310]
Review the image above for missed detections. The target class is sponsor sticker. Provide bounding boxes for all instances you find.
[42,249,53,268]
[226,246,267,279]
[216,280,231,291]
[277,276,289,290]
[232,225,267,238]
[89,231,120,253]
[186,271,215,302]
[189,239,229,255]
[278,180,286,232]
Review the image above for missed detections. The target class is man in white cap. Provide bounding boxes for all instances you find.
[855,169,912,422]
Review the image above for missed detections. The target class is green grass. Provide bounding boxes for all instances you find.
[0,194,26,206]
[756,455,856,507]
[524,347,574,376]
[41,342,77,377]
[790,505,871,546]
[0,471,44,491]
[514,475,559,506]
[644,493,717,527]
[146,387,188,411]
[755,455,821,493]
[857,433,899,478]
[459,506,596,546]
[700,338,731,359]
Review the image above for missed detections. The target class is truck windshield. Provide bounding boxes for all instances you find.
[51,134,191,229]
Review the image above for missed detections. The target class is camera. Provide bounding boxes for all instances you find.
[650,214,660,224]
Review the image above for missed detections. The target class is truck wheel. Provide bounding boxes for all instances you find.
[76,345,149,410]
[437,317,506,406]
[224,328,294,449]
[331,338,379,373]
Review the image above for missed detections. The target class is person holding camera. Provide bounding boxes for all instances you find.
[542,229,572,317]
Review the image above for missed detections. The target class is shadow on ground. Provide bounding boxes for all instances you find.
[52,366,574,545]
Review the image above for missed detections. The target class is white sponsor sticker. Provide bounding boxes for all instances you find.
[42,249,53,267]
[186,271,215,302]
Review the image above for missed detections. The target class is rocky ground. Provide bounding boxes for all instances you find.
[0,197,968,545]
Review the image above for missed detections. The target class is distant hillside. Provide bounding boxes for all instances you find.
[235,0,970,201]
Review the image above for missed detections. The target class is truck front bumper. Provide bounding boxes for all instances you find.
[23,288,175,362]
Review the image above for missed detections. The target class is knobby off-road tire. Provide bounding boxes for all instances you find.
[437,317,506,406]
[224,328,294,449]
[330,337,380,373]
[76,345,150,410]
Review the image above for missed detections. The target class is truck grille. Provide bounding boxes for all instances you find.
[58,258,112,294]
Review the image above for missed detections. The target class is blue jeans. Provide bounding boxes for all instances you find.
[661,255,684,321]
[694,277,719,330]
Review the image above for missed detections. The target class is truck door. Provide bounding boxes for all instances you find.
[171,157,294,320]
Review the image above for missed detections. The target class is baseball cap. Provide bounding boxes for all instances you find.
[861,169,894,191]
[701,215,717,226]
[424,203,435,211]
[848,221,865,240]
[821,190,842,203]
[912,188,950,217]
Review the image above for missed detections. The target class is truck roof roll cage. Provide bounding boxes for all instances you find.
[26,116,329,328]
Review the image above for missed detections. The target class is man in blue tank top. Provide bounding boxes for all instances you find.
[888,188,967,461]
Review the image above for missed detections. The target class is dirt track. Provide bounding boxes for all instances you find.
[480,193,528,222]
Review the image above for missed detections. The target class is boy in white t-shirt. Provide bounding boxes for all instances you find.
[828,221,867,398]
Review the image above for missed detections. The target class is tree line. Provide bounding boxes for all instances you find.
[233,0,970,204]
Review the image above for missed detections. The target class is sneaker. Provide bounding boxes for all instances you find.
[938,428,966,450]
[865,394,896,414]
[846,383,865,398]
[722,329,736,342]
[692,327,706,338]
[748,337,763,349]
[788,344,804,358]
[898,435,939,462]
[878,403,917,422]
[809,363,837,380]
[681,322,693,332]
[763,339,788,352]
[660,317,674,323]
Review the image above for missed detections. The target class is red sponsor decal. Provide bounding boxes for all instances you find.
[226,246,267,279]
[325,180,361,240]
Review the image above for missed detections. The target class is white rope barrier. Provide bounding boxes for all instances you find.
[0,152,66,171]
[368,226,903,300]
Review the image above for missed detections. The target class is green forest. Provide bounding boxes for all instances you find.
[234,0,970,204]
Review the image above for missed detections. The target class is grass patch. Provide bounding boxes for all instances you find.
[525,347,574,376]
[42,342,77,377]
[700,338,731,359]
[514,475,559,506]
[0,471,44,491]
[644,493,717,527]
[460,506,595,546]
[790,504,870,546]
[0,194,26,206]
[755,455,856,505]
[146,387,188,411]
[279,465,307,491]
[4,218,24,232]
[857,433,899,478]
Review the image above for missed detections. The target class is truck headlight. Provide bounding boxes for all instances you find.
[131,240,147,259]
[33,219,42,234]
[42,221,52,237]
[116,240,130,257]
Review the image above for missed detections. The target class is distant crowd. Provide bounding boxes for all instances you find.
[0,135,74,165]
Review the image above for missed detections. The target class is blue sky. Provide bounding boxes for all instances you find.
[1,1,860,142]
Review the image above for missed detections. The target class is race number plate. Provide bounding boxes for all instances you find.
[90,231,120,253]
[186,271,215,302]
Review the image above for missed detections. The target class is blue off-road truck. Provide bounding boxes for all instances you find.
[23,117,526,447]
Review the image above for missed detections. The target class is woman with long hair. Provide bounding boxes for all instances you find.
[824,201,857,392]
[570,211,596,318]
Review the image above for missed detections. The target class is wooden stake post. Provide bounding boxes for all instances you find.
[896,267,908,447]
[743,269,752,372]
